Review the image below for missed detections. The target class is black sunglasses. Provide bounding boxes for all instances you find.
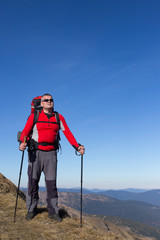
[42,99,53,102]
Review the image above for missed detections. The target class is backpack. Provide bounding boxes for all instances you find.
[17,96,61,151]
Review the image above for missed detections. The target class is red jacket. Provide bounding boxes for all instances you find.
[20,110,79,151]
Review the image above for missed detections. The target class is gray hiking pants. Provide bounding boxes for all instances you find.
[26,150,58,215]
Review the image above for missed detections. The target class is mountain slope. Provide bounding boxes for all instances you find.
[0,172,148,240]
[97,190,137,200]
[130,189,160,207]
[96,189,160,207]
[57,192,160,227]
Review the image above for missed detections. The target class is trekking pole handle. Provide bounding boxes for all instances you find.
[75,144,84,156]
[24,136,27,144]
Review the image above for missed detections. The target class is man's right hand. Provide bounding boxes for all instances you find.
[19,142,27,151]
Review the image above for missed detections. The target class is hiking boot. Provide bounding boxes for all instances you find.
[25,211,36,220]
[48,213,62,222]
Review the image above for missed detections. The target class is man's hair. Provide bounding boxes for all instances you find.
[41,93,53,101]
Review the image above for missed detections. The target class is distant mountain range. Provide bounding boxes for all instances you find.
[21,187,160,207]
[97,189,160,207]
[57,192,160,228]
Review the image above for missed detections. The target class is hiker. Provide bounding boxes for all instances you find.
[19,93,85,221]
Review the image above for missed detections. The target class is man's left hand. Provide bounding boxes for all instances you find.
[78,145,85,155]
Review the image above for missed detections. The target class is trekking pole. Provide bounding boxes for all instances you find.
[13,136,26,222]
[80,153,83,228]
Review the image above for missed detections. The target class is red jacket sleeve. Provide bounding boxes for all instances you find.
[59,114,79,150]
[20,114,34,143]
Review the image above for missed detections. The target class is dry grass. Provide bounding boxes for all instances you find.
[0,173,153,240]
[0,192,116,240]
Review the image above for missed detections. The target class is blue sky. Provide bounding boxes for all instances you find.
[0,0,160,190]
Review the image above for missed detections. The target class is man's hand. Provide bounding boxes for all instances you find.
[78,145,85,155]
[19,142,27,151]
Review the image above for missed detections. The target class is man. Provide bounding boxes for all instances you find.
[19,93,85,221]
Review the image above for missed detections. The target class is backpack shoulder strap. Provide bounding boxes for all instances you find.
[54,111,60,130]
[33,110,40,126]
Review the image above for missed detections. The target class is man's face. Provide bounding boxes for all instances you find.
[41,95,54,109]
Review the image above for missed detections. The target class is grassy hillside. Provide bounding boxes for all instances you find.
[0,172,148,240]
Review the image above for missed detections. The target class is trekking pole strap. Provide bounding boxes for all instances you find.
[75,143,83,156]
